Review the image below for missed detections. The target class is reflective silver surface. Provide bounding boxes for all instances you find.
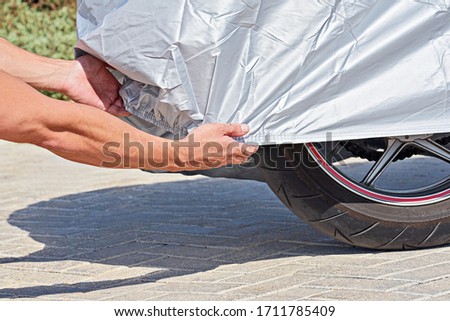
[77,0,450,144]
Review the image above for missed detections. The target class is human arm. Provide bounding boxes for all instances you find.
[0,37,128,116]
[0,70,257,171]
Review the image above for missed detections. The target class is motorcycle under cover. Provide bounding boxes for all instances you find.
[76,0,450,144]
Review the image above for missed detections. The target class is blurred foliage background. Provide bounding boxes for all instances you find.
[1,0,78,98]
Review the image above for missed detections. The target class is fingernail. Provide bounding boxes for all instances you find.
[248,145,259,153]
[240,124,250,132]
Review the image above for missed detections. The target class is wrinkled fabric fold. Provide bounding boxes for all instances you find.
[76,0,450,144]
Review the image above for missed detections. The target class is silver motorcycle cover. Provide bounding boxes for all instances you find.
[76,0,450,144]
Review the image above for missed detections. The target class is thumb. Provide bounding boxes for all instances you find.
[222,123,250,137]
[74,89,105,110]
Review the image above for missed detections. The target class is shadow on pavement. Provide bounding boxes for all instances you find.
[0,178,370,298]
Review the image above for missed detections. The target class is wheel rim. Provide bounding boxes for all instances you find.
[306,134,450,206]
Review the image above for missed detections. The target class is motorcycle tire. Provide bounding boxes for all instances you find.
[259,144,450,250]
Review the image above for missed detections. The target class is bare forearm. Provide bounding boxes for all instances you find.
[0,37,72,93]
[40,105,173,170]
[0,71,175,171]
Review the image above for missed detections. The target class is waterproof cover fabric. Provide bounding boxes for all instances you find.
[76,0,450,144]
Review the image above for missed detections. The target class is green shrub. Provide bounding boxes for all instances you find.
[1,0,77,99]
[21,0,77,11]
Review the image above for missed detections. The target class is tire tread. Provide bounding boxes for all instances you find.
[260,146,450,250]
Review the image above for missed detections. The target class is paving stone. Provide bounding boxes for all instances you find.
[250,288,332,301]
[98,252,163,266]
[149,281,244,294]
[140,256,225,272]
[152,293,226,301]
[298,264,405,278]
[380,262,450,282]
[303,276,412,292]
[84,266,162,282]
[396,277,450,295]
[63,263,127,276]
[143,244,236,259]
[0,261,87,274]
[425,292,450,300]
[308,289,425,301]
[213,257,309,273]
[1,140,450,301]
[219,275,320,300]
[139,233,243,249]
[4,270,91,286]
[371,251,450,270]
[160,271,239,283]
[32,286,166,301]
[213,242,306,264]
[218,264,312,284]
[24,246,94,261]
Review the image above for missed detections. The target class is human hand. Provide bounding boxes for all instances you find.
[63,54,130,116]
[170,123,259,171]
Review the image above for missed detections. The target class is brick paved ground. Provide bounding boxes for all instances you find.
[0,140,449,301]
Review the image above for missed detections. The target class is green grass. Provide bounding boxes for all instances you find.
[1,0,77,98]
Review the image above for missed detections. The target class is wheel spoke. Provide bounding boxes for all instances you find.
[361,138,405,187]
[315,134,450,205]
[326,141,346,163]
[413,139,450,164]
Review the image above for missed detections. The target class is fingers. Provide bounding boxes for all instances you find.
[108,107,131,117]
[220,123,250,137]
[174,123,259,171]
[195,123,250,138]
[91,96,107,111]
[179,141,258,170]
[241,143,259,156]
[104,97,130,116]
[223,142,259,166]
[207,126,259,164]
